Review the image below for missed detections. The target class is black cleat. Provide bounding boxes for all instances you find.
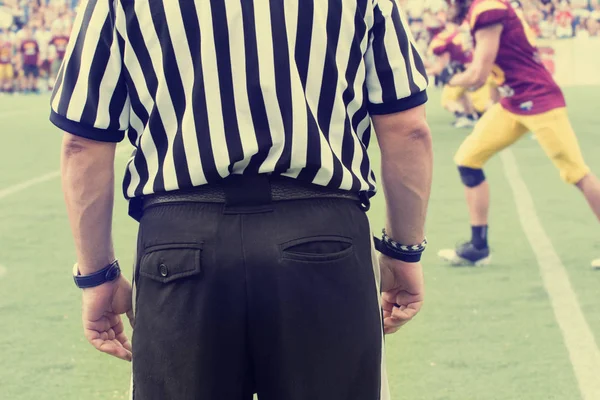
[438,242,491,266]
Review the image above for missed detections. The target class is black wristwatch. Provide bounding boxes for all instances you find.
[73,260,121,289]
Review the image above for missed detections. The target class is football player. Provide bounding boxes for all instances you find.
[49,27,69,91]
[0,31,14,94]
[19,26,41,94]
[438,0,600,268]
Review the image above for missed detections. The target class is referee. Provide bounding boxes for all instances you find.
[51,0,432,399]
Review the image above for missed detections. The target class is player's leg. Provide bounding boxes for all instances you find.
[578,174,600,267]
[458,93,479,127]
[0,64,11,94]
[521,108,600,267]
[26,66,34,92]
[0,65,5,93]
[6,64,14,94]
[22,67,29,93]
[439,104,528,266]
[32,65,39,93]
[15,67,22,94]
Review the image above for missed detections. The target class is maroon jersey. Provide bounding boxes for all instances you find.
[50,35,69,59]
[428,25,472,65]
[0,41,12,65]
[467,0,565,114]
[20,39,40,66]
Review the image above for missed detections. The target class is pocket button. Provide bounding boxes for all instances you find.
[159,263,169,277]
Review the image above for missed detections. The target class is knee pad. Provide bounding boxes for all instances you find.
[458,166,486,188]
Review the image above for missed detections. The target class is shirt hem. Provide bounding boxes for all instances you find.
[50,111,125,143]
[368,91,428,116]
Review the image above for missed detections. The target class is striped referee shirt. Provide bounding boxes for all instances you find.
[50,0,428,200]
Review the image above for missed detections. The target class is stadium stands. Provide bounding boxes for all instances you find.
[0,0,76,94]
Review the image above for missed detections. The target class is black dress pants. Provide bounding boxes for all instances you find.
[131,192,384,400]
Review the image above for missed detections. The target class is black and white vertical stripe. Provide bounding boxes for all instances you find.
[50,0,428,199]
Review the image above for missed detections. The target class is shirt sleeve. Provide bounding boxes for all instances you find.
[50,0,129,143]
[365,0,429,116]
[469,0,509,33]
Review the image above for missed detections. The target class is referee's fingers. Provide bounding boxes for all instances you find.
[89,338,132,362]
[383,302,421,335]
[391,303,421,321]
[383,316,407,334]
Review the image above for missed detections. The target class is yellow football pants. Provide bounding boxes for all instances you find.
[454,104,590,184]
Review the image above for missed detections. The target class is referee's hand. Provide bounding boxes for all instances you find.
[379,256,424,335]
[81,276,135,362]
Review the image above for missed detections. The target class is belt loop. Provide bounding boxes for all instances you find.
[223,174,273,214]
[128,197,144,222]
[359,191,371,212]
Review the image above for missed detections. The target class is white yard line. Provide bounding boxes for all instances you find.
[0,265,6,279]
[0,171,61,200]
[500,149,600,400]
[0,146,132,201]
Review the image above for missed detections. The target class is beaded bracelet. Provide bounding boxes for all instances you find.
[373,229,427,263]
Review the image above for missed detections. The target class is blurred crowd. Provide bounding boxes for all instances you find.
[528,0,600,38]
[0,0,598,95]
[0,0,76,94]
[404,0,600,55]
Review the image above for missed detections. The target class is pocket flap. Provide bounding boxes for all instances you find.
[139,243,203,283]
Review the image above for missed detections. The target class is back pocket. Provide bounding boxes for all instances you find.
[280,236,353,263]
[139,243,203,283]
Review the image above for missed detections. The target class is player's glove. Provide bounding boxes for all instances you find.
[437,62,466,86]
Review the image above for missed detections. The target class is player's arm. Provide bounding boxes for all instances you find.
[449,24,503,89]
[425,52,450,76]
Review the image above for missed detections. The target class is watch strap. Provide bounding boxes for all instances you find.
[73,260,121,289]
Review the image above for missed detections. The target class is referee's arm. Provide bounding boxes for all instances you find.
[50,0,133,361]
[366,0,432,334]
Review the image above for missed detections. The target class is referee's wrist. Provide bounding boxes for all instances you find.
[375,229,427,263]
[384,227,425,246]
[75,255,117,275]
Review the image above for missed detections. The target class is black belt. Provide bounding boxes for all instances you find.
[141,175,362,212]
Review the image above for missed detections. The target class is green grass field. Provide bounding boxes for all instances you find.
[0,87,599,400]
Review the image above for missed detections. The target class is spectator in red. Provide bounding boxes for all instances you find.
[556,2,575,37]
[49,27,69,90]
[19,26,40,93]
